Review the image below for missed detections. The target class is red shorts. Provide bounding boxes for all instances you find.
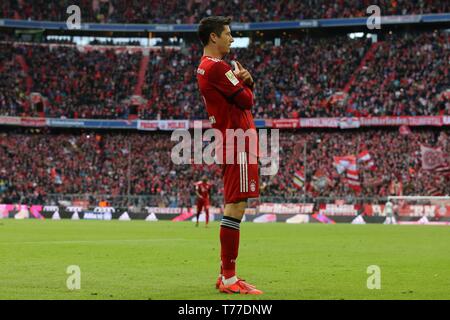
[222,151,259,204]
[196,200,210,212]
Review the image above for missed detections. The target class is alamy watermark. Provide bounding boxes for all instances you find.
[366,5,381,30]
[170,121,279,176]
[66,265,81,290]
[366,265,381,289]
[66,5,81,30]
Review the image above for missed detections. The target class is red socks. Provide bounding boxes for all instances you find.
[220,216,241,279]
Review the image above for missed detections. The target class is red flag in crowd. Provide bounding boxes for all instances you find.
[357,150,376,171]
[420,145,446,170]
[293,167,305,189]
[333,155,361,193]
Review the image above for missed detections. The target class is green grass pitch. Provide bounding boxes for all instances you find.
[0,219,449,300]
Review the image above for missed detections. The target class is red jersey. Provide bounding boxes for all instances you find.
[197,56,257,159]
[195,181,211,202]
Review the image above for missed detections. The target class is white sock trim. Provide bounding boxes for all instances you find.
[222,275,238,286]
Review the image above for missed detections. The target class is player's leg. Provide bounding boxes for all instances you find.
[196,202,202,227]
[391,213,397,224]
[219,201,261,294]
[204,203,210,226]
[217,154,262,294]
[220,201,246,281]
[216,201,245,289]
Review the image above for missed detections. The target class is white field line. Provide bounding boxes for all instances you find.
[0,238,194,245]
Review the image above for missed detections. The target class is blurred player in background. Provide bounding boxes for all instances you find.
[194,176,212,227]
[384,200,397,224]
[197,16,262,294]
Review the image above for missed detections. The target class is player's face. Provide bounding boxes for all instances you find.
[217,26,234,55]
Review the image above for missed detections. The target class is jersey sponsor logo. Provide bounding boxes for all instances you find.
[197,68,205,75]
[225,70,239,86]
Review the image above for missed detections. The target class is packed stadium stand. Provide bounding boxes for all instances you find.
[346,31,449,117]
[0,44,141,118]
[1,31,448,119]
[1,0,449,23]
[1,128,449,206]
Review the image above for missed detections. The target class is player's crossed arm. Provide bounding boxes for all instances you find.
[209,61,255,110]
[232,60,254,89]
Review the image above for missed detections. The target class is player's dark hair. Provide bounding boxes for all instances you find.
[198,16,232,46]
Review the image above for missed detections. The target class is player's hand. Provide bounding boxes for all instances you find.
[233,60,254,88]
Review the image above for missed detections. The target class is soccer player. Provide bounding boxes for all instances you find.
[384,200,397,224]
[197,16,262,295]
[194,176,212,227]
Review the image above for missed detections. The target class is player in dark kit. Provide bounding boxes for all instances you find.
[197,16,262,294]
[194,176,212,227]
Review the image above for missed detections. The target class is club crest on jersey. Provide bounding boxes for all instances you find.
[225,70,239,86]
[250,180,256,192]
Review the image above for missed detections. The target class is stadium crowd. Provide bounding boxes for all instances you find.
[266,128,450,200]
[235,37,371,119]
[0,44,141,118]
[346,32,449,117]
[1,31,448,120]
[1,0,449,23]
[1,128,449,207]
[0,43,28,119]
